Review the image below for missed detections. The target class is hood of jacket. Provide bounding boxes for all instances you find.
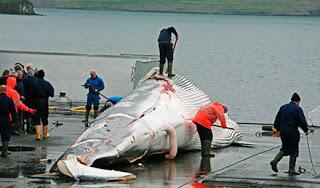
[6,77,16,89]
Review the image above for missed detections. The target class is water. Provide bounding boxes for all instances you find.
[1,9,320,124]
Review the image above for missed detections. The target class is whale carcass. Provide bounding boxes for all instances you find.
[50,69,242,181]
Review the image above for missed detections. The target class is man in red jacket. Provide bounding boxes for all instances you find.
[192,102,228,157]
[6,77,36,116]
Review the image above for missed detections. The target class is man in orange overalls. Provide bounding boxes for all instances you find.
[192,102,228,157]
[6,77,36,117]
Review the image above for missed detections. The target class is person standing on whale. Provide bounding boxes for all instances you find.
[158,26,179,78]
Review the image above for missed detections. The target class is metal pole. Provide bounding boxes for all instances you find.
[306,132,317,175]
[212,124,234,130]
[237,122,314,127]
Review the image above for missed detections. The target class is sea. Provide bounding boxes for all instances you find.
[0,8,320,124]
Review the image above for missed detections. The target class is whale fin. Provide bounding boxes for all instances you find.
[172,74,211,118]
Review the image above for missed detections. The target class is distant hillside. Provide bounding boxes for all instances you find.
[0,0,36,15]
[31,0,320,16]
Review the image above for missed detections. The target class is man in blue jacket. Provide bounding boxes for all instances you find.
[270,93,309,176]
[83,71,105,127]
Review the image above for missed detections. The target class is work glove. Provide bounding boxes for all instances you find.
[306,129,314,135]
[28,108,37,115]
[83,84,90,89]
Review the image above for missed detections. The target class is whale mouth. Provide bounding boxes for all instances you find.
[57,159,73,178]
[57,156,136,181]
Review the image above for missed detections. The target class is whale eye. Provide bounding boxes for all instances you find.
[131,136,136,144]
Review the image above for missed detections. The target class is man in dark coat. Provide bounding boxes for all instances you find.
[270,93,309,176]
[13,70,26,135]
[0,85,17,157]
[32,70,54,140]
[0,69,10,85]
[158,26,179,78]
[23,70,38,134]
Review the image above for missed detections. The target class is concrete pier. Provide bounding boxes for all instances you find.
[0,112,319,187]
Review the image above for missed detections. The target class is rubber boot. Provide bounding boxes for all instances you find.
[43,125,49,140]
[201,140,215,158]
[26,118,31,134]
[200,157,211,172]
[30,126,36,134]
[12,121,21,135]
[94,110,100,119]
[1,141,9,157]
[19,111,25,134]
[84,109,90,127]
[35,125,41,140]
[270,151,284,173]
[288,156,300,176]
[26,117,35,134]
[16,110,23,134]
[167,63,175,78]
[195,157,211,178]
[159,63,164,75]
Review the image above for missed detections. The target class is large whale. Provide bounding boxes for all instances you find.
[50,68,242,181]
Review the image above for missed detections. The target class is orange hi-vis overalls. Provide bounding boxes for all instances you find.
[6,77,32,112]
[192,102,226,129]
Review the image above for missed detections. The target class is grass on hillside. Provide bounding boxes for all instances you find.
[31,0,320,15]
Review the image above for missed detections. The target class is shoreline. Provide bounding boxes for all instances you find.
[0,0,38,15]
[0,12,42,16]
[33,7,320,17]
[0,49,157,59]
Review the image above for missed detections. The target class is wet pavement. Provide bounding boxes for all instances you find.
[0,113,320,187]
[200,126,320,188]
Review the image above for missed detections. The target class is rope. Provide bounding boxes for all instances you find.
[237,122,314,127]
[10,134,38,144]
[306,134,317,176]
[10,121,63,144]
[178,132,317,187]
[237,122,273,126]
[177,145,281,188]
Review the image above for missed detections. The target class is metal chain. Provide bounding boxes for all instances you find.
[130,63,136,82]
